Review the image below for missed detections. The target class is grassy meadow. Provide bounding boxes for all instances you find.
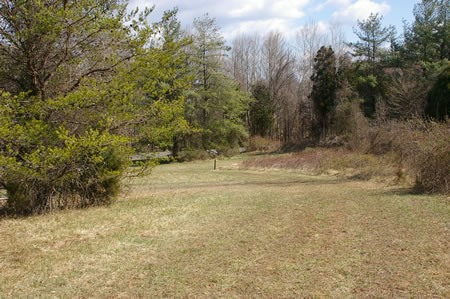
[1,154,449,297]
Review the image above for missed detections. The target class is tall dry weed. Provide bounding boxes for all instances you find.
[247,136,280,152]
[352,117,449,193]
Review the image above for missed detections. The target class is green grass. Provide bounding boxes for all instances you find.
[1,155,449,297]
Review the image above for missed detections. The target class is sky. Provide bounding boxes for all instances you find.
[128,0,418,43]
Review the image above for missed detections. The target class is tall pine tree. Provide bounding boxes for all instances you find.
[185,14,251,150]
[403,0,449,62]
[310,46,337,141]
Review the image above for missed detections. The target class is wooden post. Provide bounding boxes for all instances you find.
[214,159,216,170]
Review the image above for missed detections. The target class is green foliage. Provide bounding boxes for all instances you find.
[345,13,397,118]
[348,13,395,64]
[357,74,378,88]
[342,59,392,118]
[0,2,191,214]
[201,74,251,149]
[310,46,338,139]
[0,0,153,99]
[426,62,450,119]
[185,14,251,150]
[130,43,192,149]
[0,91,131,214]
[249,82,273,137]
[403,0,449,62]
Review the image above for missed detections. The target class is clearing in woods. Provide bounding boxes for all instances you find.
[0,155,449,297]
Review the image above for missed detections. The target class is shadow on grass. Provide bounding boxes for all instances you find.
[0,201,9,220]
[245,151,284,157]
[370,186,443,198]
[246,140,319,156]
[150,176,347,193]
[280,140,318,153]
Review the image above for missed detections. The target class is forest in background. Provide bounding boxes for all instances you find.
[0,0,448,215]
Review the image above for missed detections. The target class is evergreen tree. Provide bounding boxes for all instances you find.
[0,1,189,214]
[403,0,450,62]
[310,46,338,140]
[150,8,193,155]
[348,13,395,64]
[186,14,250,150]
[249,82,273,137]
[426,63,450,120]
[348,13,394,117]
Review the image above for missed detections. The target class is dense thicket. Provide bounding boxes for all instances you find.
[0,1,188,214]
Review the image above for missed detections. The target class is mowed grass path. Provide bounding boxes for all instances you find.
[1,156,449,297]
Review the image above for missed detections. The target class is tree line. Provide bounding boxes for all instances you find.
[0,0,448,214]
[229,0,448,142]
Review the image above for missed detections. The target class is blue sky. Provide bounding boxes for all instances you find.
[129,0,418,42]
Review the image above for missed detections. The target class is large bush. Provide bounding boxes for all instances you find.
[0,2,190,214]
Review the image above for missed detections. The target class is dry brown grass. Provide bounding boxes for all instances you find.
[247,136,280,152]
[1,156,449,297]
[242,148,399,182]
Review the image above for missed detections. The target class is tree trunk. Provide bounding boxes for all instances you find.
[322,117,326,142]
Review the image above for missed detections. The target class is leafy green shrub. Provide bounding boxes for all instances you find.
[0,92,132,215]
[0,50,187,215]
[0,2,191,214]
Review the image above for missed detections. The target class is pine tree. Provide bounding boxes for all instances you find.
[348,13,395,64]
[249,82,273,137]
[403,0,449,62]
[426,63,450,120]
[186,14,250,150]
[310,46,337,140]
[347,13,394,117]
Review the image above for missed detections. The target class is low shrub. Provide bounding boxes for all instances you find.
[247,136,280,152]
[179,148,211,161]
[341,113,449,193]
[396,119,449,193]
[2,135,130,215]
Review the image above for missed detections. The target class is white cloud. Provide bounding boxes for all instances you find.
[332,0,390,23]
[222,18,298,41]
[314,0,351,12]
[129,0,310,40]
[128,0,392,42]
[270,0,309,19]
[229,0,265,18]
[316,21,329,34]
